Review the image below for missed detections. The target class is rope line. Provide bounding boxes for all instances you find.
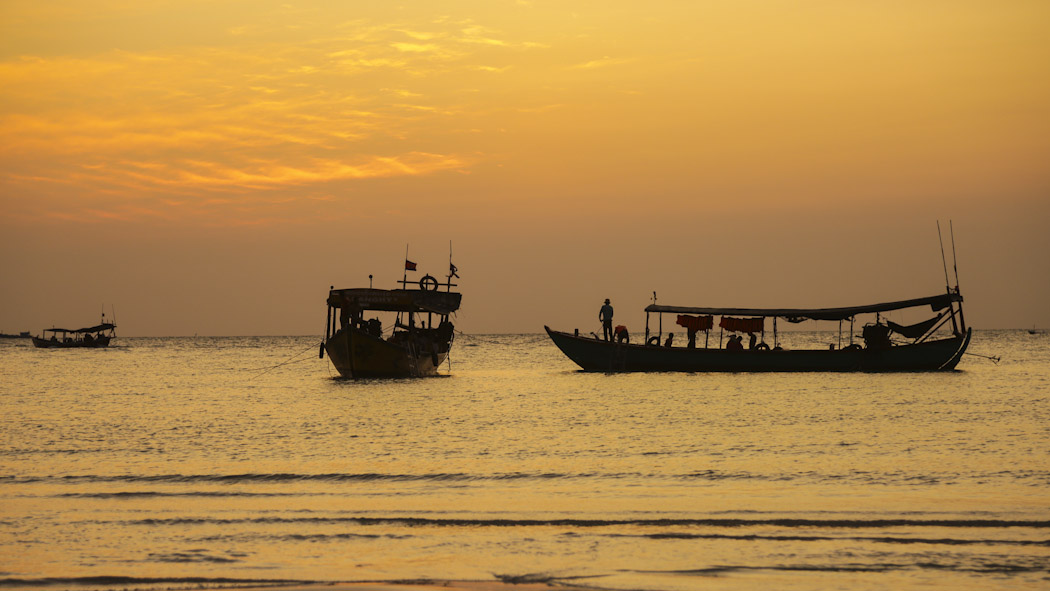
[452,329,517,345]
[964,351,1002,364]
[247,341,322,379]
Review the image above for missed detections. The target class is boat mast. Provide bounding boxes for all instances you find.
[950,220,966,332]
[937,221,960,335]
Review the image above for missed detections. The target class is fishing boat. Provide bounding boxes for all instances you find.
[0,331,30,339]
[322,258,462,378]
[31,322,116,349]
[546,291,970,372]
[548,226,973,372]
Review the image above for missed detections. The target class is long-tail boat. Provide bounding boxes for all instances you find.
[548,227,973,373]
[32,321,116,348]
[322,259,462,378]
[546,290,970,372]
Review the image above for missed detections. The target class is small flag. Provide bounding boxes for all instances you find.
[449,262,459,278]
[405,259,417,271]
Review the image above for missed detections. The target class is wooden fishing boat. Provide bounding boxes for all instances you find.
[32,322,116,348]
[547,291,970,373]
[322,259,461,378]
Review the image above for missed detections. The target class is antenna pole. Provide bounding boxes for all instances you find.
[937,222,960,335]
[949,220,966,332]
[936,221,951,291]
[949,220,960,291]
[402,244,409,288]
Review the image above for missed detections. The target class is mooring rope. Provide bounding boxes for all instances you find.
[964,351,1002,364]
[452,329,518,345]
[247,341,322,380]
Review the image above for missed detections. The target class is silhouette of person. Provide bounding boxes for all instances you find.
[727,334,743,351]
[599,298,614,341]
[664,332,674,347]
[748,332,757,350]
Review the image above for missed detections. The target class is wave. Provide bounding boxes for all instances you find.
[617,532,1050,546]
[120,516,1050,528]
[631,561,1049,575]
[55,491,323,498]
[3,469,1047,486]
[0,576,314,587]
[193,532,412,542]
[0,472,588,484]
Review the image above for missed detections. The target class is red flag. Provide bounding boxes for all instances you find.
[405,260,417,271]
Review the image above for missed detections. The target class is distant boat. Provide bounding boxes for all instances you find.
[0,331,30,339]
[546,291,971,372]
[32,320,116,349]
[322,261,462,378]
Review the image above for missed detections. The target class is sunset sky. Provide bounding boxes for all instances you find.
[2,1,1048,336]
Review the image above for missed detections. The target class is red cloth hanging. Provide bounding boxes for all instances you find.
[718,316,764,333]
[676,315,714,331]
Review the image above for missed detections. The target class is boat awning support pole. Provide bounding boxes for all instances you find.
[946,288,960,335]
[773,317,778,348]
[325,306,332,342]
[917,312,955,344]
[838,320,841,350]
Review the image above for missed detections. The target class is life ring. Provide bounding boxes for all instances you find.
[419,275,439,291]
[646,336,660,346]
[754,342,770,351]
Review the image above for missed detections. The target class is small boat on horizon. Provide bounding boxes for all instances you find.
[0,331,30,339]
[321,255,462,378]
[31,317,116,349]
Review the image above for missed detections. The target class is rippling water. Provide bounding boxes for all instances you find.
[1,331,1048,590]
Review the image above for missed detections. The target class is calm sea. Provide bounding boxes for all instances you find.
[1,331,1047,591]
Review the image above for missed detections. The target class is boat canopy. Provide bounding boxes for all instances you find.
[645,293,962,322]
[328,288,461,315]
[44,323,116,334]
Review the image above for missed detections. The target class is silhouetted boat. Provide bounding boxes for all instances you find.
[32,322,116,349]
[546,291,971,372]
[322,260,461,378]
[0,331,30,339]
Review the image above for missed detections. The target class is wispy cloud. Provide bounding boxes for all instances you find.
[568,56,637,70]
[0,7,555,226]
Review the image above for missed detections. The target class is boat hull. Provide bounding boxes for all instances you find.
[545,326,971,372]
[324,327,449,378]
[31,336,112,349]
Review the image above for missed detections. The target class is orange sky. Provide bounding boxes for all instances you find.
[1,1,1048,335]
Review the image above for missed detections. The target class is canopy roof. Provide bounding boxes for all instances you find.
[328,288,461,315]
[44,323,116,334]
[645,293,962,322]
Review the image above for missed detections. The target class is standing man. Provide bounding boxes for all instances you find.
[599,298,614,341]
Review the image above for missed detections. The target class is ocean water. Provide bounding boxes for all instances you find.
[0,331,1048,591]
